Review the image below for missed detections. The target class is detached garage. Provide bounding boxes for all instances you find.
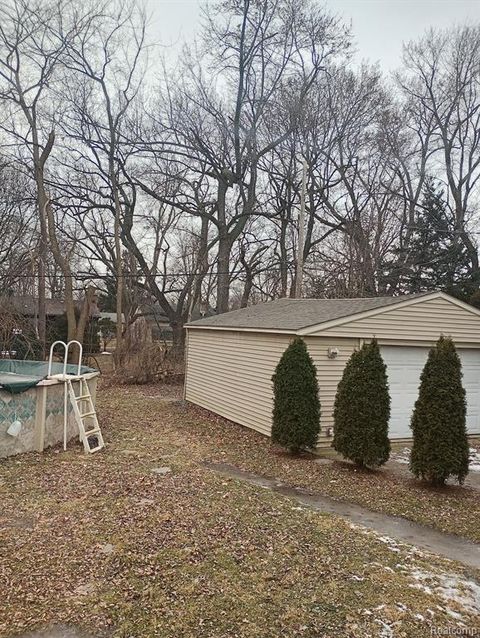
[185,292,480,446]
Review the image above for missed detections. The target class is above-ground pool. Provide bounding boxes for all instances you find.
[0,359,99,458]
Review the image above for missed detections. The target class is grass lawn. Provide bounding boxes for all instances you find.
[1,384,479,637]
[180,399,480,545]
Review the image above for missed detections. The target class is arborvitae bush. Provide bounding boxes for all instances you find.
[410,336,469,485]
[333,338,390,468]
[271,337,320,453]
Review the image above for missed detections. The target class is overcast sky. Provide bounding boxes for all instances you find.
[145,0,480,70]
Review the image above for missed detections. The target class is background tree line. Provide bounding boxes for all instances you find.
[1,0,480,353]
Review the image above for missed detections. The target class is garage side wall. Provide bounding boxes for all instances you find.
[185,329,357,442]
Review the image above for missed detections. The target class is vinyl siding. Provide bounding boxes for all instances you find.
[310,297,480,343]
[185,329,357,443]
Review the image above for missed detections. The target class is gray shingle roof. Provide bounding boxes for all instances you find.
[5,296,66,317]
[2,296,101,318]
[187,294,430,332]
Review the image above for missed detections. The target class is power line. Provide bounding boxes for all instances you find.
[0,268,285,280]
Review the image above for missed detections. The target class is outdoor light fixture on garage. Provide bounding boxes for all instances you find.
[327,347,339,359]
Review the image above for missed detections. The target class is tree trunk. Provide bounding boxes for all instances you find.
[171,319,185,353]
[240,276,253,308]
[216,179,231,314]
[216,234,232,314]
[279,215,289,297]
[44,195,77,339]
[75,286,96,345]
[188,216,210,320]
[34,146,53,358]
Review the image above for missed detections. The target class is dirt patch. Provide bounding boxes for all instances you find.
[0,516,35,530]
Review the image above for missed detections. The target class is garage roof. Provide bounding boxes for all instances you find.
[187,293,432,332]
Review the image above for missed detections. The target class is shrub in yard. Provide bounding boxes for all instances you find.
[271,337,320,453]
[410,336,469,485]
[333,338,390,468]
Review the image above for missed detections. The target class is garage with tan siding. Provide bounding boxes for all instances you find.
[185,292,480,447]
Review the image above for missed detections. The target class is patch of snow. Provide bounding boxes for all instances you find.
[405,547,429,559]
[409,582,434,596]
[377,535,402,553]
[391,448,411,465]
[469,447,480,472]
[391,447,480,472]
[374,619,394,637]
[445,609,463,620]
[408,568,480,619]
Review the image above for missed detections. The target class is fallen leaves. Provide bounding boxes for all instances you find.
[0,383,479,638]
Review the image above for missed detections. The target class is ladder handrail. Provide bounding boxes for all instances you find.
[48,340,66,377]
[47,339,83,377]
[65,340,83,376]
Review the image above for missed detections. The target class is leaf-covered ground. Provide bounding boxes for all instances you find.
[176,396,480,544]
[1,384,479,637]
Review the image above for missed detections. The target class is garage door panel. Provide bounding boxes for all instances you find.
[381,346,480,438]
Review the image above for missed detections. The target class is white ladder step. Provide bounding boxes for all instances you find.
[84,428,101,437]
[66,378,105,454]
[89,445,104,453]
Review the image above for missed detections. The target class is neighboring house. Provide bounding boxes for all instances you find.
[139,304,172,341]
[6,295,100,320]
[98,312,122,324]
[8,296,66,319]
[140,303,216,342]
[185,292,480,447]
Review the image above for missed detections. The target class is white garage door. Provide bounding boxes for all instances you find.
[381,346,480,438]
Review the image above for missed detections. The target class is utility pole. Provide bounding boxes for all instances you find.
[294,156,308,298]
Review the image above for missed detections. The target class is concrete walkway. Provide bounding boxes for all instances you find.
[204,461,480,570]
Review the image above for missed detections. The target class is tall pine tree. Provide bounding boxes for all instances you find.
[271,337,320,453]
[410,336,469,485]
[333,339,391,468]
[401,177,473,300]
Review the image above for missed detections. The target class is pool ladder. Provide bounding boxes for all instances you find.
[48,340,105,454]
